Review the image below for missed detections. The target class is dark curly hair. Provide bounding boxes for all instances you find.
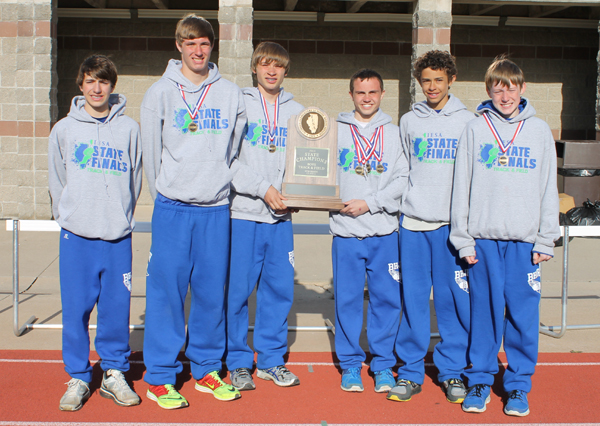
[412,50,457,81]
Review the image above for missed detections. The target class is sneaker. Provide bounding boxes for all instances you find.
[373,368,395,393]
[257,365,300,387]
[504,390,530,417]
[230,367,256,391]
[442,378,467,404]
[59,378,90,411]
[341,367,364,392]
[99,369,141,407]
[387,379,422,402]
[147,384,189,410]
[195,371,241,401]
[462,384,491,413]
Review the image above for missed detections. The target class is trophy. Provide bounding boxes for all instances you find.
[282,107,344,211]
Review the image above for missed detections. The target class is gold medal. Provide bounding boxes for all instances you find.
[376,163,384,174]
[355,166,364,176]
[188,122,198,133]
[366,163,372,174]
[498,155,508,166]
[269,144,276,153]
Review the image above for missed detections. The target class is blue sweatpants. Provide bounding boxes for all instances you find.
[226,219,294,370]
[60,229,133,383]
[467,239,541,393]
[396,225,470,384]
[332,233,401,372]
[143,199,230,385]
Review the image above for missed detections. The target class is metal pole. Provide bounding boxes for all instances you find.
[12,220,37,336]
[539,226,569,338]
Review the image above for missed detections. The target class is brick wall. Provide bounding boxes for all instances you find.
[0,0,56,219]
[54,18,599,209]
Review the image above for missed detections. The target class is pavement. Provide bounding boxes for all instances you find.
[1,206,599,354]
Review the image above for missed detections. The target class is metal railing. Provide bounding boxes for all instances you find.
[8,219,334,336]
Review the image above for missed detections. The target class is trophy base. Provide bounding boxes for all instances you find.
[282,183,344,211]
[283,196,344,211]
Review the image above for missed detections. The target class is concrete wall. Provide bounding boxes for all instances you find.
[0,0,56,220]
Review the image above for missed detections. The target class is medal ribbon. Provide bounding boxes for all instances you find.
[177,83,212,120]
[350,124,383,164]
[259,89,281,143]
[483,112,524,154]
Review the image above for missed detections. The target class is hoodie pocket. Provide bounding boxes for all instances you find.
[473,194,537,240]
[61,197,131,239]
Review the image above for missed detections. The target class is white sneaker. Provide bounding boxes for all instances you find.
[59,378,90,411]
[257,365,300,387]
[99,369,140,407]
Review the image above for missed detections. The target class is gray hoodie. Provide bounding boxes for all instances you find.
[230,87,304,223]
[140,60,246,205]
[450,98,560,258]
[48,94,142,241]
[330,110,409,238]
[400,95,475,225]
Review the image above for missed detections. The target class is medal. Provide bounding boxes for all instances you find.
[376,163,384,174]
[177,82,212,133]
[483,112,525,165]
[269,144,276,153]
[350,124,384,177]
[259,89,281,146]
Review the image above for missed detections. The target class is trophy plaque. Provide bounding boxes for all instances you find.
[282,107,344,211]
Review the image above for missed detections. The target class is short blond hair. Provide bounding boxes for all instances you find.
[251,42,291,74]
[485,54,524,91]
[175,14,214,47]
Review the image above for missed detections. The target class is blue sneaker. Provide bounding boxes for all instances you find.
[373,368,395,393]
[504,390,530,417]
[341,367,363,392]
[462,384,491,413]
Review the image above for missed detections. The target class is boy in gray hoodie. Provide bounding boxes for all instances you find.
[391,51,475,404]
[140,14,246,408]
[450,56,559,416]
[48,55,142,411]
[331,69,408,394]
[226,42,304,391]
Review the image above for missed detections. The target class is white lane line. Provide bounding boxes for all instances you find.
[1,423,599,426]
[2,359,600,367]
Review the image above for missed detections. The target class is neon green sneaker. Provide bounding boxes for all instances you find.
[146,384,189,409]
[195,371,241,401]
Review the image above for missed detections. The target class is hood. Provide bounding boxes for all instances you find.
[242,87,296,105]
[162,59,222,92]
[411,93,469,118]
[336,109,392,129]
[476,97,536,123]
[67,93,127,124]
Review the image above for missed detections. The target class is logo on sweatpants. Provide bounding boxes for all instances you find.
[123,272,132,292]
[455,269,469,293]
[289,251,295,267]
[388,262,400,282]
[528,267,541,293]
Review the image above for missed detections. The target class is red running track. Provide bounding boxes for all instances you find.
[0,350,599,425]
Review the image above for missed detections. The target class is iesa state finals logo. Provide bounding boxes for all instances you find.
[478,143,537,173]
[71,140,128,176]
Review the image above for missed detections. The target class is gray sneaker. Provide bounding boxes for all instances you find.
[257,365,300,387]
[59,378,90,411]
[99,369,141,407]
[386,379,422,402]
[230,368,256,391]
[442,378,467,403]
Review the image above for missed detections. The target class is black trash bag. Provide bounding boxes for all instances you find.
[565,200,600,226]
